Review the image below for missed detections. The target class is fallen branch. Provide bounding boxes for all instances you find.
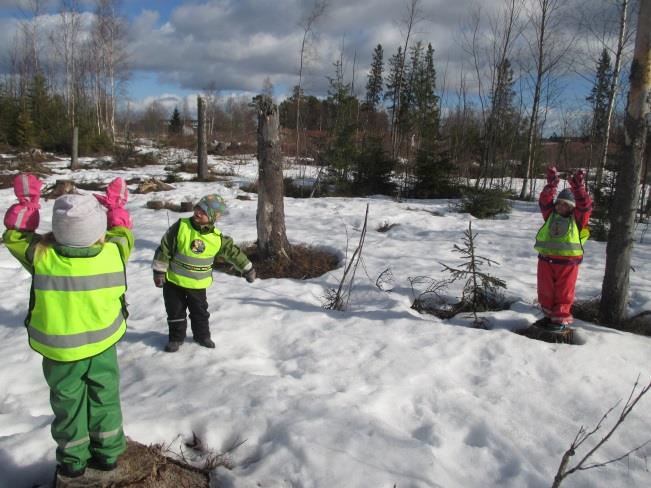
[551,376,651,488]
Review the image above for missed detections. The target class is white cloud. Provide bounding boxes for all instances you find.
[0,0,630,113]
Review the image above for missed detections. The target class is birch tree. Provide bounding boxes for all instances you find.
[295,0,327,163]
[599,0,651,325]
[519,0,571,199]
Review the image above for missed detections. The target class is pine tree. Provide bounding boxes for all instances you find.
[412,43,448,197]
[325,60,357,183]
[588,49,613,153]
[479,58,518,187]
[14,102,34,149]
[365,44,384,110]
[587,49,614,238]
[169,107,183,135]
[384,46,404,155]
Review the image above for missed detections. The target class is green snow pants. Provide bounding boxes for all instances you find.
[42,345,126,470]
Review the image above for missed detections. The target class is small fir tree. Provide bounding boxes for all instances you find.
[440,221,506,327]
[169,107,183,135]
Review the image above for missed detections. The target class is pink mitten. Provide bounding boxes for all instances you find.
[95,177,133,229]
[106,208,133,229]
[95,177,128,209]
[3,174,42,231]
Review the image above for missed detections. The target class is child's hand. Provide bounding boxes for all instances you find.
[96,178,132,229]
[546,166,560,186]
[95,177,128,209]
[4,173,42,231]
[569,170,586,191]
[244,268,256,283]
[153,272,166,288]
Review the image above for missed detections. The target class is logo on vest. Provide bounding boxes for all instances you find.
[550,216,570,238]
[191,239,206,254]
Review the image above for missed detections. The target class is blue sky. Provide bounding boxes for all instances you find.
[0,0,636,133]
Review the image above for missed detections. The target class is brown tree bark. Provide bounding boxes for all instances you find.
[197,96,208,181]
[256,96,290,261]
[599,0,651,325]
[70,126,79,170]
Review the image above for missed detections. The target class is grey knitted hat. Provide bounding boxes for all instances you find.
[555,188,576,208]
[52,194,107,247]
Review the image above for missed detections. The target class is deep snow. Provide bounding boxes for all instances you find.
[0,154,649,488]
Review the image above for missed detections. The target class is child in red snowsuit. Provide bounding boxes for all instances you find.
[535,166,592,329]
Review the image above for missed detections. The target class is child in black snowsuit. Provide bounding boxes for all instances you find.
[152,194,255,352]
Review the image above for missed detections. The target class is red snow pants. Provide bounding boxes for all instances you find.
[537,257,580,325]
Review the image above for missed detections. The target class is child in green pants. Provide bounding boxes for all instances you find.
[3,174,134,478]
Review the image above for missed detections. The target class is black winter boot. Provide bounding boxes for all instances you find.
[194,337,215,348]
[89,457,118,471]
[165,341,182,352]
[57,463,86,478]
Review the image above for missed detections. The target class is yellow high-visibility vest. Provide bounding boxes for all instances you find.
[166,218,222,289]
[28,243,127,361]
[534,212,589,257]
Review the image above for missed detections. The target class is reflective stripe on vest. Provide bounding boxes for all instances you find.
[28,243,127,362]
[166,218,222,289]
[534,212,584,257]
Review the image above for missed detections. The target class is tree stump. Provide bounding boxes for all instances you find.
[136,178,174,194]
[54,438,209,488]
[146,200,165,210]
[516,325,575,344]
[255,95,290,261]
[197,96,208,181]
[44,180,77,200]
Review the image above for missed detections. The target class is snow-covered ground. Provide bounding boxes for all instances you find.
[0,155,649,488]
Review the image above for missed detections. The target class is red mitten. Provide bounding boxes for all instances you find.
[95,177,132,229]
[546,165,560,186]
[3,174,42,231]
[570,169,586,191]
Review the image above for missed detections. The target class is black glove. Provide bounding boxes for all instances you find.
[244,268,256,283]
[154,272,166,288]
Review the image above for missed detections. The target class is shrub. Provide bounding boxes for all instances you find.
[458,187,512,218]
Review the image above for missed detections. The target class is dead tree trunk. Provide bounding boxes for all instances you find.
[197,96,208,181]
[599,0,651,325]
[256,95,290,261]
[70,126,79,170]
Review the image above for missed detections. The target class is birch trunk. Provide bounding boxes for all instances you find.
[595,0,629,187]
[599,0,651,325]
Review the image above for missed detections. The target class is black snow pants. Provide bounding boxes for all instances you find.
[162,282,211,342]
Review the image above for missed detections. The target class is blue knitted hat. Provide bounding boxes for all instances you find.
[196,194,226,223]
[556,188,575,207]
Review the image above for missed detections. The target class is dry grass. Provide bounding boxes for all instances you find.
[55,438,210,488]
[214,243,339,280]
